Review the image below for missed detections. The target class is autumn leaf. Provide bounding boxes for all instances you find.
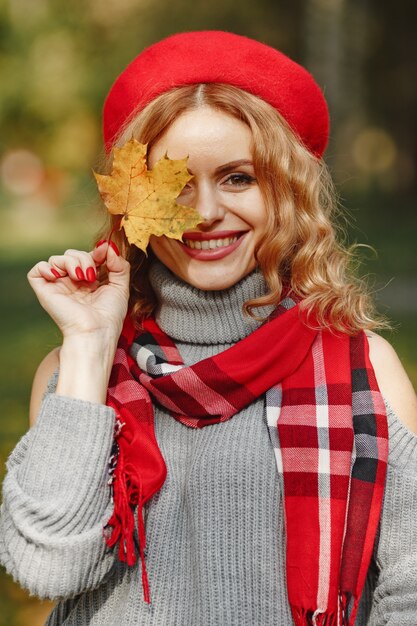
[94,138,202,252]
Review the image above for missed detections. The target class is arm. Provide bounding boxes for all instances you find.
[365,332,417,624]
[29,347,60,426]
[0,243,131,599]
[367,331,417,434]
[0,351,118,599]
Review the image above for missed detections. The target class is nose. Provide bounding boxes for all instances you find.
[194,181,225,227]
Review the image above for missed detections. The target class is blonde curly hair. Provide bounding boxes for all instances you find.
[97,83,387,334]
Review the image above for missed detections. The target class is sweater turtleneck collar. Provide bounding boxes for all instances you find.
[148,259,273,345]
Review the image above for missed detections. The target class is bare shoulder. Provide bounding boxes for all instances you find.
[29,347,60,427]
[366,331,417,434]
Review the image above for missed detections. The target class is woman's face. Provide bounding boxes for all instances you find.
[147,106,268,291]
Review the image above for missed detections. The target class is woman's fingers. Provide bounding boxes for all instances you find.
[91,241,130,289]
[28,242,130,292]
[28,252,95,287]
[28,261,65,282]
[47,250,96,283]
[62,249,94,282]
[91,239,121,266]
[27,244,130,340]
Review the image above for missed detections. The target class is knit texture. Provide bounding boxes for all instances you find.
[1,261,417,624]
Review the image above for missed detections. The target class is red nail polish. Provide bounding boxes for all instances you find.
[108,241,120,256]
[95,239,107,248]
[75,267,85,281]
[51,268,61,279]
[86,267,97,283]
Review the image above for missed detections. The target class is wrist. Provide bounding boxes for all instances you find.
[61,327,120,350]
[56,334,119,404]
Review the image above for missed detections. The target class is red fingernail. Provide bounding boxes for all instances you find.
[108,241,120,256]
[75,267,85,281]
[95,239,107,248]
[86,267,97,283]
[51,268,61,279]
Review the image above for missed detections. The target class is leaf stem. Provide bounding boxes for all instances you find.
[108,217,122,245]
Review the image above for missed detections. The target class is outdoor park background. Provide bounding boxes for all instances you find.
[0,0,416,624]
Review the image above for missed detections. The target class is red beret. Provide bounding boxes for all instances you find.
[103,30,330,157]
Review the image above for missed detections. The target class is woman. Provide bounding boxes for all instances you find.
[1,31,417,626]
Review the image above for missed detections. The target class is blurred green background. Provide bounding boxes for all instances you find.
[0,0,416,624]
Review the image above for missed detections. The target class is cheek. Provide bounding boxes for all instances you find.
[149,236,168,260]
[149,236,185,268]
[243,194,269,234]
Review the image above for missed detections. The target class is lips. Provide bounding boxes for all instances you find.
[182,229,246,241]
[179,230,248,261]
[183,235,239,250]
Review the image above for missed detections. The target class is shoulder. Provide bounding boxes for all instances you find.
[29,347,60,427]
[365,331,417,434]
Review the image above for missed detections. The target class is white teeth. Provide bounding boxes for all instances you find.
[183,235,239,250]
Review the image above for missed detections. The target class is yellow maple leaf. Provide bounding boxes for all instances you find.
[94,138,202,252]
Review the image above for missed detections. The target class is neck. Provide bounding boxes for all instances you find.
[148,260,273,345]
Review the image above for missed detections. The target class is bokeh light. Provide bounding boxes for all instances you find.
[352,127,397,174]
[1,149,44,196]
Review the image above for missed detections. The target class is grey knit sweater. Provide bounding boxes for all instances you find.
[1,261,417,625]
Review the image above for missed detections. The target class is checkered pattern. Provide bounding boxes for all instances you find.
[105,305,388,623]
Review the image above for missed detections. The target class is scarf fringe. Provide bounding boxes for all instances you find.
[137,484,151,604]
[291,594,353,626]
[104,430,151,604]
[292,608,340,626]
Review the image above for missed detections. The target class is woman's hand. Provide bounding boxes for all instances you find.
[27,241,130,341]
[27,240,131,405]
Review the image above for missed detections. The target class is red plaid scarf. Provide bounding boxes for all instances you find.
[105,299,388,625]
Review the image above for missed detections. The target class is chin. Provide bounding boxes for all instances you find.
[150,245,257,291]
[180,267,253,291]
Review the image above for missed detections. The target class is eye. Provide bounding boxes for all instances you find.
[177,182,193,197]
[222,173,257,187]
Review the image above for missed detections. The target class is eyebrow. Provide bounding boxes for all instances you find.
[214,159,254,175]
[187,159,254,176]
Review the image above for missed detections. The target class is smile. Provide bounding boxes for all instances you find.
[179,230,248,261]
[183,236,238,250]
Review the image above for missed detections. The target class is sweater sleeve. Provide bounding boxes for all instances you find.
[0,379,117,600]
[366,402,417,625]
